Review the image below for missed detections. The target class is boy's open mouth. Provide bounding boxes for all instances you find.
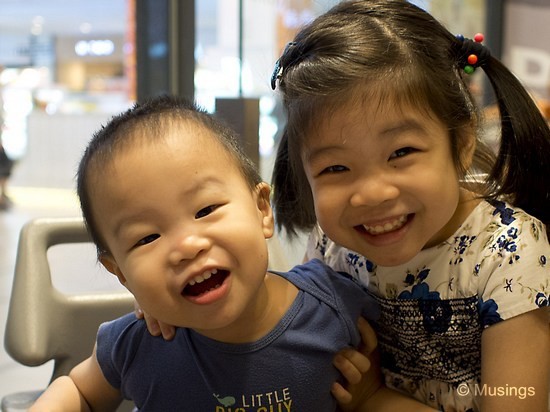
[182,269,230,297]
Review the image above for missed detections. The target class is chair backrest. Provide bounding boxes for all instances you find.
[4,217,135,381]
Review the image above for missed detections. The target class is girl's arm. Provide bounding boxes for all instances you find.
[29,345,122,412]
[480,307,549,411]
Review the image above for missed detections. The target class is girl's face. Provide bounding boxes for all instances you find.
[93,124,275,342]
[301,97,476,267]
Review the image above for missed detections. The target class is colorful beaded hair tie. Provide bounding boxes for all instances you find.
[455,33,490,74]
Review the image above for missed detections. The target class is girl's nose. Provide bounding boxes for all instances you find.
[168,233,211,265]
[349,173,400,207]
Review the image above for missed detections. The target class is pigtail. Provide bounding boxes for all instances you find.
[271,131,316,237]
[481,57,550,226]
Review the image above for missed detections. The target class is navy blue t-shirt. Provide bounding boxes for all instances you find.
[97,259,379,411]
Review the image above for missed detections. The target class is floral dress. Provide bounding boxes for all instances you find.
[306,200,549,411]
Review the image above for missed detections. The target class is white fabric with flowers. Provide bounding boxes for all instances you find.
[306,200,549,411]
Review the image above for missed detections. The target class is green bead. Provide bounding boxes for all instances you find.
[464,65,475,74]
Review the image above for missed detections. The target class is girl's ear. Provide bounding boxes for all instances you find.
[99,253,127,286]
[255,182,274,239]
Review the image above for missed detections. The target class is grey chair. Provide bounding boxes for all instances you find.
[2,217,135,411]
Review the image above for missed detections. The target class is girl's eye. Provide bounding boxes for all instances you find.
[319,165,349,175]
[390,147,416,159]
[135,234,159,247]
[195,204,219,219]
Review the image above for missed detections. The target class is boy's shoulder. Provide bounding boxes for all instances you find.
[273,258,363,291]
[272,259,378,319]
[98,312,148,348]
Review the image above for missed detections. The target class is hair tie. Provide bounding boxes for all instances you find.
[455,33,490,74]
[271,42,297,90]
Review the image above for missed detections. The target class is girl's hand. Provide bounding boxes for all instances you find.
[134,300,176,340]
[332,317,382,409]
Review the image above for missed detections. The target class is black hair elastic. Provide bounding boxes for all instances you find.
[271,42,297,90]
[455,33,490,74]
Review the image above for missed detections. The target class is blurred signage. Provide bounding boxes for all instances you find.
[74,39,115,57]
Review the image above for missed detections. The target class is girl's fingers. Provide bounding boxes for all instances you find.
[333,349,371,384]
[357,316,377,355]
[158,321,176,341]
[331,381,353,406]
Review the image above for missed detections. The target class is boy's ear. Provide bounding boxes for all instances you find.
[255,182,274,239]
[99,253,127,286]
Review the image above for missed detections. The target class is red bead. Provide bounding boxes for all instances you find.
[467,54,478,65]
[474,33,484,43]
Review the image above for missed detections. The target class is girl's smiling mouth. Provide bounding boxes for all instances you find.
[356,214,411,236]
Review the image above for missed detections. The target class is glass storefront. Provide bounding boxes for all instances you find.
[0,0,132,188]
[1,0,548,190]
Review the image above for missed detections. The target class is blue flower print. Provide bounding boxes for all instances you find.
[403,268,430,287]
[419,298,453,334]
[491,200,516,225]
[507,227,518,239]
[492,228,520,265]
[535,292,549,308]
[496,235,517,254]
[478,298,502,328]
[316,234,329,256]
[399,284,452,333]
[365,259,376,273]
[347,252,363,269]
[398,282,440,300]
[451,235,476,264]
[346,253,362,278]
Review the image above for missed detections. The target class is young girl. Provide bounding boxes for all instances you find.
[271,1,550,411]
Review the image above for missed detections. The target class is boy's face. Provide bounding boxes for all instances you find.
[93,123,274,341]
[301,96,475,267]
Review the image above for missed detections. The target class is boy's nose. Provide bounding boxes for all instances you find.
[349,174,399,207]
[168,233,211,265]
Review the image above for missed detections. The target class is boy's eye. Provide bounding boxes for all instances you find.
[389,147,415,159]
[135,234,160,247]
[319,165,349,175]
[195,204,219,219]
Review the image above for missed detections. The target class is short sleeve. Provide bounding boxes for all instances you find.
[96,312,143,390]
[306,226,372,286]
[475,210,550,323]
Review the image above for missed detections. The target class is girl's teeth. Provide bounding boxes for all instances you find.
[364,215,407,235]
[188,269,218,286]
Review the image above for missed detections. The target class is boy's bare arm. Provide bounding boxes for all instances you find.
[29,345,122,412]
[28,376,91,412]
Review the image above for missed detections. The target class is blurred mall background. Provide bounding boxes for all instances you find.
[0,0,549,401]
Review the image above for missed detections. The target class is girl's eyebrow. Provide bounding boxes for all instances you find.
[304,143,346,164]
[305,118,426,163]
[379,119,426,138]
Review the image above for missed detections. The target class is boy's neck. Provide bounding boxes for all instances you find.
[193,273,299,344]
